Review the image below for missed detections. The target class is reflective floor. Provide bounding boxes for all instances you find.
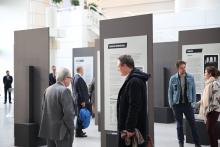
[0,96,219,147]
[0,96,14,147]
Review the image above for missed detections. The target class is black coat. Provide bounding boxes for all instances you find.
[3,75,13,88]
[72,74,89,107]
[117,68,150,147]
[49,73,56,86]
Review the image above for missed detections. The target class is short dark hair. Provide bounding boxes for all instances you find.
[118,55,135,69]
[6,70,9,73]
[176,60,186,68]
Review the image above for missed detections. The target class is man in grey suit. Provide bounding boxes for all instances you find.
[39,67,75,147]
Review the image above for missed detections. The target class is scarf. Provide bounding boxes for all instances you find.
[199,77,215,120]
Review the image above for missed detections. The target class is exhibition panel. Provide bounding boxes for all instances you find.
[72,47,99,125]
[14,28,49,147]
[153,42,180,123]
[100,14,153,147]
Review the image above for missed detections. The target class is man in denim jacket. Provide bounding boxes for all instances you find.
[168,60,201,147]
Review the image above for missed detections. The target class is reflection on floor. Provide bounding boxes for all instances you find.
[0,96,219,147]
[0,97,14,147]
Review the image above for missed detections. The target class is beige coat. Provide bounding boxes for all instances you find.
[199,77,220,121]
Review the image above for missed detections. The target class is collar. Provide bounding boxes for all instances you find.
[205,77,215,85]
[76,73,82,77]
[57,81,65,86]
[175,72,188,78]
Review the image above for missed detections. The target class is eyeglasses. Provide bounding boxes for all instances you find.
[66,76,72,79]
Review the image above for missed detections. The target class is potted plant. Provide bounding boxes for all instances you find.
[52,0,62,4]
[71,0,80,6]
[88,2,97,12]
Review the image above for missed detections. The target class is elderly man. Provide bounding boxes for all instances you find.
[39,67,75,147]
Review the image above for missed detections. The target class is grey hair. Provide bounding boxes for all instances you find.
[56,67,71,82]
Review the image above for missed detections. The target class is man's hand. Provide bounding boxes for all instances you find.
[126,131,135,138]
[81,102,86,107]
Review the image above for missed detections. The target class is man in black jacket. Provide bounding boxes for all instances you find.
[3,70,13,104]
[117,55,150,147]
[72,66,90,137]
[49,65,56,86]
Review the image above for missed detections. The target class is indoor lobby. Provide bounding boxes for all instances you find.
[0,0,220,147]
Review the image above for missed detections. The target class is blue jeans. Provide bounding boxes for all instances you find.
[173,104,200,145]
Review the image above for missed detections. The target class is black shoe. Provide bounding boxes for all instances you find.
[4,102,6,104]
[75,133,87,138]
[9,102,12,104]
[195,145,201,147]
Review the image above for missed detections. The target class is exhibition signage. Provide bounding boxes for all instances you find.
[104,35,147,131]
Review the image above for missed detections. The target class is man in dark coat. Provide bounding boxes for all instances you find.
[49,65,56,86]
[72,66,90,137]
[3,70,13,104]
[117,55,150,147]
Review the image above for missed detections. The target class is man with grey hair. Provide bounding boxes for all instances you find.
[39,67,75,147]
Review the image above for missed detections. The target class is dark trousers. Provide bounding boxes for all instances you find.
[76,105,83,135]
[4,87,11,103]
[47,138,73,147]
[206,111,220,147]
[47,134,73,147]
[173,104,200,145]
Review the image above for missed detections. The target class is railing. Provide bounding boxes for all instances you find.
[87,5,105,35]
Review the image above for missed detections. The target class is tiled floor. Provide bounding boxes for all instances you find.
[0,96,219,147]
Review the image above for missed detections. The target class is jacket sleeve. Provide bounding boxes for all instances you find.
[49,74,52,85]
[11,76,13,84]
[41,91,46,110]
[125,79,143,132]
[168,77,173,108]
[88,80,95,97]
[3,77,5,85]
[61,88,75,135]
[76,78,89,104]
[191,76,197,108]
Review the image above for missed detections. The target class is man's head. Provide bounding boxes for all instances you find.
[117,55,134,76]
[6,70,9,76]
[57,67,72,87]
[176,60,186,75]
[76,66,84,76]
[51,65,56,74]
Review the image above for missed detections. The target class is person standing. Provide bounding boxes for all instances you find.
[39,68,75,147]
[168,60,201,147]
[117,55,150,147]
[49,65,56,86]
[3,70,13,104]
[88,78,95,118]
[72,66,90,137]
[199,66,220,147]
